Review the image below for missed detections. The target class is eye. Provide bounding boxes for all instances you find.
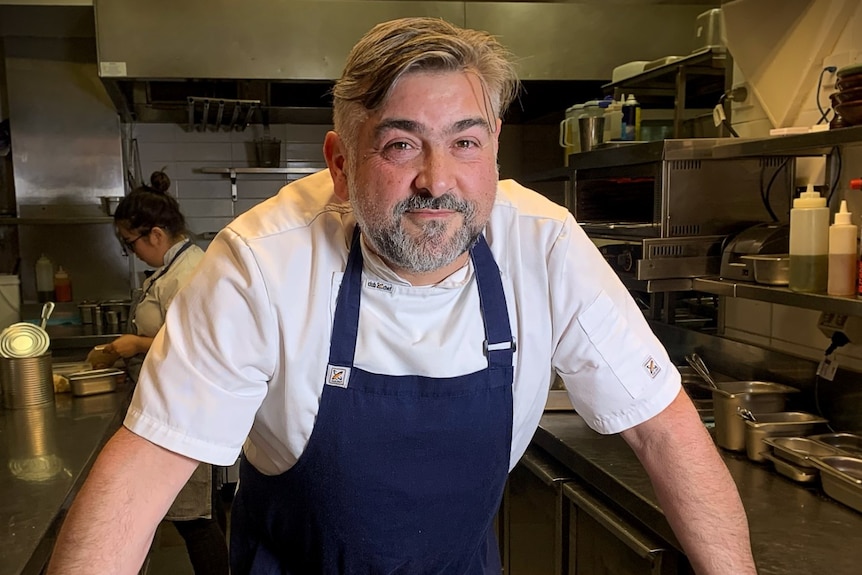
[454,139,479,149]
[380,140,421,161]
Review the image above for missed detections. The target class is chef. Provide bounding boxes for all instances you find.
[47,17,756,575]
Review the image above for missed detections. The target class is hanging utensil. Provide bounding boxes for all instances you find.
[737,406,757,422]
[684,353,718,389]
[40,301,55,330]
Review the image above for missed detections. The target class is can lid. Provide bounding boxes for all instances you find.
[0,323,50,358]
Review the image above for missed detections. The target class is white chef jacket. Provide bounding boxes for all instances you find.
[133,240,206,338]
[125,170,681,475]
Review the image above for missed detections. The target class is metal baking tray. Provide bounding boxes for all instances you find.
[810,456,862,513]
[67,368,124,397]
[762,452,819,484]
[763,436,843,468]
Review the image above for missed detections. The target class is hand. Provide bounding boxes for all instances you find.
[86,345,121,369]
[104,335,143,359]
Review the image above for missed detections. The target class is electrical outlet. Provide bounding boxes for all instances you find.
[818,312,862,344]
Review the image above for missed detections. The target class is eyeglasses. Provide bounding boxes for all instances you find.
[118,229,150,255]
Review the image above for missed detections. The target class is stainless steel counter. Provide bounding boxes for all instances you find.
[0,385,133,575]
[535,413,862,575]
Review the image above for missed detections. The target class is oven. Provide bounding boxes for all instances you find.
[567,140,794,283]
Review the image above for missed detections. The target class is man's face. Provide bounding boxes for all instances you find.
[341,70,501,280]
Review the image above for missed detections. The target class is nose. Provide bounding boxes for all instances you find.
[413,146,455,197]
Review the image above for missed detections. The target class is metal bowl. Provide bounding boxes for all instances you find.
[100,196,123,216]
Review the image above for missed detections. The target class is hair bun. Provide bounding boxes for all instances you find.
[149,171,171,194]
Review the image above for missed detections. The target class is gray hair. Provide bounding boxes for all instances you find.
[332,17,520,152]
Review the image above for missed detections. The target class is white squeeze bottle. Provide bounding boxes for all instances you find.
[789,185,829,293]
[828,200,858,296]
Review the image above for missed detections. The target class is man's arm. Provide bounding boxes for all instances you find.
[46,426,199,575]
[621,389,757,575]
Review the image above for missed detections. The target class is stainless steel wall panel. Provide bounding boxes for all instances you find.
[465,2,715,80]
[5,37,123,204]
[94,0,466,80]
[4,36,129,302]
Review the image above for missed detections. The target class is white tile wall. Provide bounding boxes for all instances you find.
[131,122,331,249]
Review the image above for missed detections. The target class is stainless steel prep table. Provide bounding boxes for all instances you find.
[0,384,133,575]
[535,412,862,575]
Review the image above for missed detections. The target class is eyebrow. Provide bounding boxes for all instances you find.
[373,117,491,140]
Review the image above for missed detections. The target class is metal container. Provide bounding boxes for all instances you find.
[77,301,99,325]
[763,436,842,468]
[761,452,819,484]
[100,299,131,329]
[1,353,54,408]
[712,381,799,451]
[810,433,862,457]
[744,412,829,462]
[100,196,123,216]
[68,368,123,396]
[740,254,790,286]
[810,455,862,513]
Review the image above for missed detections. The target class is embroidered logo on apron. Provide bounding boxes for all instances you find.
[325,365,351,388]
[643,357,661,378]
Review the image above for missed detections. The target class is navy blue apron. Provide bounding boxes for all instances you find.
[231,227,515,575]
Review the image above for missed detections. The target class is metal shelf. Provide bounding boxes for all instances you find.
[199,166,324,200]
[0,217,115,225]
[692,277,862,316]
[710,125,862,158]
[200,167,321,175]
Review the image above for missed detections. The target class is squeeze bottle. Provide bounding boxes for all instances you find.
[828,200,858,296]
[35,254,54,303]
[789,185,829,293]
[621,94,641,141]
[53,266,72,302]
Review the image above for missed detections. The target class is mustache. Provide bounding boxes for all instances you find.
[395,193,474,215]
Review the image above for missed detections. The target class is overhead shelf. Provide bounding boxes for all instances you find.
[200,167,322,175]
[710,125,862,158]
[0,217,115,225]
[692,277,862,317]
[199,166,324,200]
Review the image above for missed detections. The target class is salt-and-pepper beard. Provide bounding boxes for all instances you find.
[349,180,483,274]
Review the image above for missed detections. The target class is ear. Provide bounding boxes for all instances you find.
[324,131,350,202]
[148,226,168,246]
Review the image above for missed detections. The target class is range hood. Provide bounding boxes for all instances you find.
[93,0,715,127]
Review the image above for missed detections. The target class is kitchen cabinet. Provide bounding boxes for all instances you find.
[564,482,685,575]
[502,447,573,575]
[502,446,690,575]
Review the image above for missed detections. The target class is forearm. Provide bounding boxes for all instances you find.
[622,391,757,575]
[47,427,198,575]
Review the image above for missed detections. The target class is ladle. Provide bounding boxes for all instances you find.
[684,353,718,389]
[40,301,55,330]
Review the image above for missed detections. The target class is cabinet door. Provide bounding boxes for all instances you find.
[564,482,680,575]
[502,449,573,575]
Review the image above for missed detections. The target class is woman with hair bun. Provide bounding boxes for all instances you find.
[98,170,228,575]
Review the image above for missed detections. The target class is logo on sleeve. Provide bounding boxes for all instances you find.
[643,357,661,379]
[326,365,351,388]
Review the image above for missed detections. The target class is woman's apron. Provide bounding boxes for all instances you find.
[231,228,515,574]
